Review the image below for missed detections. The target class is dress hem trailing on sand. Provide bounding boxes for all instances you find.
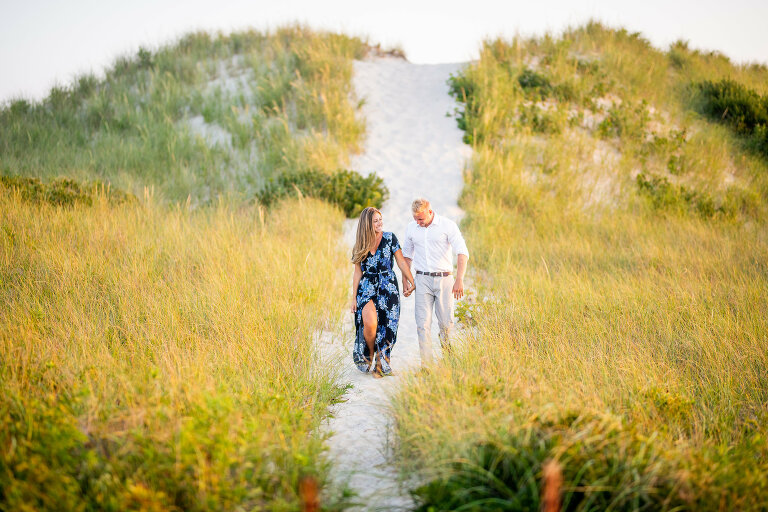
[352,232,401,375]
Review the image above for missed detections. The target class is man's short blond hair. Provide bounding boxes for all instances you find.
[411,198,431,213]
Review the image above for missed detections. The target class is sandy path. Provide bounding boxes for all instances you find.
[320,57,470,511]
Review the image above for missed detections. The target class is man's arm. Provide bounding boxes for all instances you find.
[403,257,413,293]
[401,225,414,262]
[452,254,468,299]
[448,221,469,300]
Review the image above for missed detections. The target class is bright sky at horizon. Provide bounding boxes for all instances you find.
[1,0,767,103]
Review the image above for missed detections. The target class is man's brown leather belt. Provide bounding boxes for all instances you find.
[416,271,451,277]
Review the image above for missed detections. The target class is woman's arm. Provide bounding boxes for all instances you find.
[394,249,415,296]
[350,262,362,312]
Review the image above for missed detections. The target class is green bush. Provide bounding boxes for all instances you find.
[447,72,479,144]
[751,124,768,157]
[668,40,692,69]
[597,100,650,139]
[447,72,476,105]
[518,104,566,134]
[694,79,768,158]
[257,169,388,217]
[0,176,136,206]
[411,412,768,511]
[411,413,686,512]
[0,385,342,511]
[636,130,688,174]
[0,391,89,511]
[695,79,768,135]
[517,68,552,95]
[137,47,154,70]
[636,172,723,218]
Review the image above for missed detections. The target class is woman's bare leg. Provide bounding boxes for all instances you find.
[361,300,378,371]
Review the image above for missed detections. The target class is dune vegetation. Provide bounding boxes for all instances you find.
[0,26,379,207]
[394,22,768,510]
[0,27,374,511]
[4,18,767,512]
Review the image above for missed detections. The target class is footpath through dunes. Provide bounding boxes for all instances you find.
[320,57,471,510]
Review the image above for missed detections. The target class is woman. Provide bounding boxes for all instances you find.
[351,207,415,377]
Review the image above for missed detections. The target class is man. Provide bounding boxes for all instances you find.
[402,198,469,364]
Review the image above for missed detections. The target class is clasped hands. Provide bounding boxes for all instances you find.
[349,279,415,313]
[402,278,415,297]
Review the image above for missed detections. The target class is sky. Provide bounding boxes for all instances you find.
[1,0,767,103]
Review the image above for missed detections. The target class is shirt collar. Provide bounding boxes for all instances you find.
[411,213,441,229]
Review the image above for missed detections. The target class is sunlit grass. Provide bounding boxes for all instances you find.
[0,193,350,510]
[0,27,367,205]
[0,25,369,511]
[395,22,768,510]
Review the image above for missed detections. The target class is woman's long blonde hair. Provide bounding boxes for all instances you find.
[351,207,381,264]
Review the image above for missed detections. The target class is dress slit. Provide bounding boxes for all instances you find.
[352,232,401,374]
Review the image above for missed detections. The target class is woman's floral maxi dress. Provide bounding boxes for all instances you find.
[353,232,401,375]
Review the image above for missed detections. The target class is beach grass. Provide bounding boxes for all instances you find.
[1,26,369,510]
[0,26,368,206]
[0,193,351,511]
[394,21,768,510]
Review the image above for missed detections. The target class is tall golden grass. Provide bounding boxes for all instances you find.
[395,22,768,510]
[1,192,350,510]
[1,26,369,511]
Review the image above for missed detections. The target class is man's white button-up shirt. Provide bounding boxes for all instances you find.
[402,214,469,273]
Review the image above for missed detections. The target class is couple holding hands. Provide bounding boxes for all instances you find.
[350,198,469,377]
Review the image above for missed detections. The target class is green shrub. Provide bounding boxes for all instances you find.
[667,154,685,175]
[636,172,723,218]
[517,68,552,97]
[518,104,564,134]
[0,175,136,206]
[0,390,89,511]
[573,57,601,76]
[412,411,768,511]
[668,40,692,69]
[597,100,650,139]
[257,169,388,217]
[0,383,343,512]
[749,123,768,157]
[447,72,475,103]
[411,413,686,512]
[448,72,479,144]
[637,130,688,174]
[552,80,579,102]
[137,47,154,70]
[694,79,768,158]
[695,79,768,135]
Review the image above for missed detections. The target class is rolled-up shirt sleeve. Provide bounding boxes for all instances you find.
[447,221,469,258]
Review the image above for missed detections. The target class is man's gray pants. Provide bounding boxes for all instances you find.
[414,273,454,365]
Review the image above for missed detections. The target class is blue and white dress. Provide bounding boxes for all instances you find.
[353,232,401,375]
